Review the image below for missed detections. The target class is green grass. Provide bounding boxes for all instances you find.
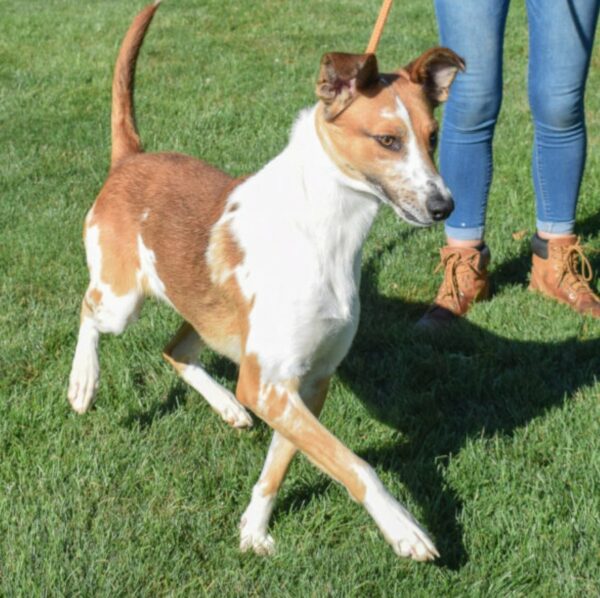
[1,0,600,595]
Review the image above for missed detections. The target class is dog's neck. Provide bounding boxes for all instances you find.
[225,105,381,325]
[239,105,380,257]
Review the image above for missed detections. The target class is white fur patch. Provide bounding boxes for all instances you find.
[239,483,277,555]
[68,318,100,413]
[394,97,410,122]
[392,96,432,189]
[181,364,252,428]
[84,225,141,334]
[223,107,379,384]
[136,234,173,307]
[380,107,397,120]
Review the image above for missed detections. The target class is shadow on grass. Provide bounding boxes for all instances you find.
[273,216,599,568]
[333,250,600,569]
[121,380,188,430]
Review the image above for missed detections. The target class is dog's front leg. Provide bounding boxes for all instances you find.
[163,322,252,429]
[239,378,329,555]
[236,356,439,561]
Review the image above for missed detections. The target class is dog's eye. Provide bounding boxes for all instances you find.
[429,131,438,151]
[375,135,401,152]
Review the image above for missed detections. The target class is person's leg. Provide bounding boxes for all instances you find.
[435,0,510,245]
[527,0,600,318]
[528,0,599,237]
[419,0,509,327]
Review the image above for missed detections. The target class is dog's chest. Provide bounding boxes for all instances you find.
[234,220,363,381]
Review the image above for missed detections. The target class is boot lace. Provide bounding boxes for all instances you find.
[434,252,481,309]
[557,241,596,296]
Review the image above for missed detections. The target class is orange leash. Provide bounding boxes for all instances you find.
[365,0,394,54]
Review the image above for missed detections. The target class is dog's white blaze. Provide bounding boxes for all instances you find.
[393,97,432,187]
[394,96,410,121]
[226,107,378,384]
[391,97,449,200]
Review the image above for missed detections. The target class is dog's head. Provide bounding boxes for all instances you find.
[315,48,464,226]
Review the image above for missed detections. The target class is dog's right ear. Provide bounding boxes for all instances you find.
[404,47,465,106]
[316,52,379,121]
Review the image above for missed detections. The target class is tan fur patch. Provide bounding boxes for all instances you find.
[88,192,140,297]
[257,376,331,496]
[86,152,252,363]
[162,350,185,374]
[236,356,366,503]
[209,222,245,284]
[258,437,297,497]
[88,288,103,307]
[236,352,262,407]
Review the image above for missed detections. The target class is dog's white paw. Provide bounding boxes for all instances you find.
[67,355,99,414]
[376,501,439,561]
[239,484,276,556]
[240,528,276,556]
[220,400,253,429]
[357,464,439,562]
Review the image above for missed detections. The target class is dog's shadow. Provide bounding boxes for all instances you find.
[338,240,598,568]
[275,212,600,569]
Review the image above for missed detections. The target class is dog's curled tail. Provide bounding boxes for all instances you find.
[111,1,161,168]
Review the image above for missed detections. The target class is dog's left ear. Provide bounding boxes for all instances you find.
[404,47,465,106]
[316,52,379,120]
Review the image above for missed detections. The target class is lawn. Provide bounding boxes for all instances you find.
[1,0,599,595]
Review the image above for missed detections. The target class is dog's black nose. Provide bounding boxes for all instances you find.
[426,193,454,221]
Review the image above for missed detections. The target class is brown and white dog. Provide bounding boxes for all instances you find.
[68,1,463,561]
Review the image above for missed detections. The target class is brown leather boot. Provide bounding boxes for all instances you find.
[529,234,600,318]
[417,244,491,328]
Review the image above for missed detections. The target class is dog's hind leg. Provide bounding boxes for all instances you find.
[239,378,329,555]
[68,284,143,414]
[68,216,145,414]
[162,322,252,429]
[68,294,101,414]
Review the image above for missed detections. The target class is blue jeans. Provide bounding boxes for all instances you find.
[434,0,600,241]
